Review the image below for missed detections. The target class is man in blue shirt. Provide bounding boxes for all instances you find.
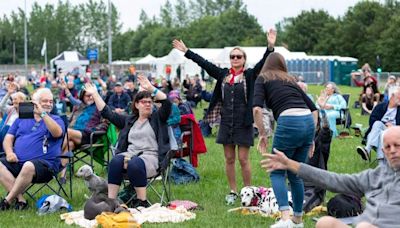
[0,88,64,211]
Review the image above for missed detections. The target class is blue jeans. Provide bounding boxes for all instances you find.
[366,121,385,160]
[270,114,315,216]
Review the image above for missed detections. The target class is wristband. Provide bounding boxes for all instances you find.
[151,88,159,97]
[40,111,47,118]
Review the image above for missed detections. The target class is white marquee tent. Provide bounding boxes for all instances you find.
[50,51,89,74]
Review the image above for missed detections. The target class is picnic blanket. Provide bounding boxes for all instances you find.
[60,203,195,227]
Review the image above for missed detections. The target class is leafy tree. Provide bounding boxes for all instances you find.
[334,1,388,68]
[279,9,336,53]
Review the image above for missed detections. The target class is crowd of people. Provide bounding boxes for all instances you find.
[0,29,398,228]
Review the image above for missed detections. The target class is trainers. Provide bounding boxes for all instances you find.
[225,191,238,205]
[270,219,296,228]
[132,199,151,208]
[356,146,370,161]
[14,200,28,210]
[0,199,11,211]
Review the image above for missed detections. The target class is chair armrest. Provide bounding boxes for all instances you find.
[89,131,107,145]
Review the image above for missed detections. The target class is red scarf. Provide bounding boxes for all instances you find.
[229,67,244,85]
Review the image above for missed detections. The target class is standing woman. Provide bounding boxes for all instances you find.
[173,29,276,205]
[253,52,318,227]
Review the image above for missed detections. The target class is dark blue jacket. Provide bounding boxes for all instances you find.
[100,99,172,165]
[107,92,131,111]
[364,101,400,138]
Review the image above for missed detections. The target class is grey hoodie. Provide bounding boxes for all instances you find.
[298,163,400,227]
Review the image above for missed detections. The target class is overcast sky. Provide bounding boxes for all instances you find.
[0,0,376,31]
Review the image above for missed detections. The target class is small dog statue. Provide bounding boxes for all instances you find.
[76,165,128,219]
[76,165,108,195]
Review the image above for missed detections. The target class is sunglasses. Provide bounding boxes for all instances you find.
[138,100,153,105]
[230,55,243,60]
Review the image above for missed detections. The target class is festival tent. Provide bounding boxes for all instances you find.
[50,51,89,74]
[152,48,223,79]
[135,54,157,64]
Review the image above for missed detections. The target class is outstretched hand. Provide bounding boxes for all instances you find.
[137,74,153,92]
[83,83,98,96]
[260,148,289,172]
[172,39,188,53]
[267,28,277,48]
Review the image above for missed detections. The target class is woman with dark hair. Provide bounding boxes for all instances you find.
[173,29,276,205]
[84,74,171,208]
[253,52,318,227]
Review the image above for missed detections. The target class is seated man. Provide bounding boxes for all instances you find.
[107,82,131,114]
[0,88,64,210]
[261,126,400,228]
[356,86,400,163]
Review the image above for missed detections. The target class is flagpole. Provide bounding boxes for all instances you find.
[24,0,28,76]
[44,47,47,71]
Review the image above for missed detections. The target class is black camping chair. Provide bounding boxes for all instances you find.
[25,115,73,200]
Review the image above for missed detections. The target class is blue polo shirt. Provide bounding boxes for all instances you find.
[7,115,65,173]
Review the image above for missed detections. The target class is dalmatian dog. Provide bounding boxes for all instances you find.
[240,186,293,215]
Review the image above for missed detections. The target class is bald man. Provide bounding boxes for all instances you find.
[261,126,400,228]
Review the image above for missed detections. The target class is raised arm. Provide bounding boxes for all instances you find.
[261,149,366,196]
[137,74,171,122]
[173,39,226,80]
[249,29,277,78]
[84,83,127,129]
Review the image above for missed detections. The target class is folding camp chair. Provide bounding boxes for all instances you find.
[71,124,117,172]
[336,94,351,129]
[122,127,178,206]
[25,116,73,200]
[176,114,195,165]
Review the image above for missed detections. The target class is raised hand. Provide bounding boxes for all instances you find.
[137,74,153,92]
[32,100,44,115]
[83,83,99,96]
[6,82,17,94]
[267,28,277,49]
[172,39,188,53]
[260,148,289,172]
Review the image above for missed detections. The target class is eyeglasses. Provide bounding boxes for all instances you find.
[230,55,243,60]
[138,100,153,105]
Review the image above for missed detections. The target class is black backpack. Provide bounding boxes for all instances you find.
[327,194,363,218]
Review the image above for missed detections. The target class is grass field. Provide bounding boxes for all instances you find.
[0,85,376,228]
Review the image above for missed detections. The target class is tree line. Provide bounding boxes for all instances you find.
[0,0,399,71]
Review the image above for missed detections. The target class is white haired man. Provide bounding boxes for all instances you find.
[262,126,400,228]
[0,88,64,210]
[356,86,400,163]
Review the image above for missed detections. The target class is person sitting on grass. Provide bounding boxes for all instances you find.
[261,126,400,228]
[0,88,65,211]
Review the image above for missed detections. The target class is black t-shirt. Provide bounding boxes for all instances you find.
[253,77,317,120]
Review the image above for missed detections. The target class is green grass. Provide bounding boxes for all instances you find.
[0,85,374,227]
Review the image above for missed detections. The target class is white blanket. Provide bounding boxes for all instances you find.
[60,203,196,228]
